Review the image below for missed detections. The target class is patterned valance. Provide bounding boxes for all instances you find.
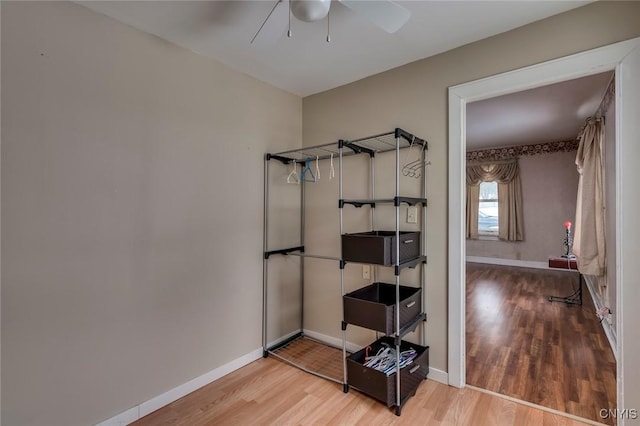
[595,73,615,119]
[466,159,519,185]
[466,139,579,162]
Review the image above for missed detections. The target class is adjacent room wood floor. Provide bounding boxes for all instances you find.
[466,263,616,425]
[133,355,591,425]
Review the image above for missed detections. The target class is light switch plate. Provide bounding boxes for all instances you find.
[407,206,418,224]
[362,265,371,279]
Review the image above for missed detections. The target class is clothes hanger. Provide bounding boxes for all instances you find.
[402,136,419,177]
[286,160,300,184]
[402,137,429,178]
[317,148,336,180]
[329,153,336,180]
[404,157,431,178]
[300,157,316,182]
[315,155,321,180]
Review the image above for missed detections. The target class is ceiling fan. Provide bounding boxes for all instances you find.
[251,0,411,44]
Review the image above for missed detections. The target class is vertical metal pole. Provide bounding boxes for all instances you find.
[340,146,344,233]
[340,143,347,388]
[371,154,377,283]
[262,157,270,355]
[371,153,378,340]
[339,146,344,251]
[421,143,427,346]
[395,135,401,410]
[370,154,376,231]
[300,168,305,334]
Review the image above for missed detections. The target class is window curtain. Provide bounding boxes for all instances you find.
[466,184,480,239]
[466,159,524,241]
[573,118,606,281]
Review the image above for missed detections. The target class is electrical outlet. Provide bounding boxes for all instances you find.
[362,265,371,279]
[407,206,418,224]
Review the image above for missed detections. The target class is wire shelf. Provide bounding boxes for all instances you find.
[267,128,427,164]
[269,335,348,384]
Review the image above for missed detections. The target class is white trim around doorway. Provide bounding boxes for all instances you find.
[448,37,640,422]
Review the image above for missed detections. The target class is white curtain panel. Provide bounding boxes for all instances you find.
[573,118,606,282]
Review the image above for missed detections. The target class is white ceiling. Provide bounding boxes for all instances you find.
[78,0,607,149]
[467,71,613,150]
[79,0,592,97]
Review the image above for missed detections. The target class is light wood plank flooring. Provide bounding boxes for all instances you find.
[466,263,616,425]
[133,355,592,425]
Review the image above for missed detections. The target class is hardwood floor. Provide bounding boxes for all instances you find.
[133,356,592,425]
[128,263,615,425]
[466,263,616,425]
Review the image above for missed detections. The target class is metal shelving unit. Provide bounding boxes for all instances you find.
[262,128,429,414]
[262,138,344,385]
[338,129,428,415]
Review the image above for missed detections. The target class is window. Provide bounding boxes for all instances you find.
[478,181,498,236]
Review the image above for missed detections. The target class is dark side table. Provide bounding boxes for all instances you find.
[548,256,582,305]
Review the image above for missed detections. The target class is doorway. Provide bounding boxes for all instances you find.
[448,37,640,421]
[462,71,617,422]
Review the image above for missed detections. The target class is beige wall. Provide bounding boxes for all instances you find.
[3,1,640,425]
[303,0,640,381]
[466,151,579,262]
[1,2,301,425]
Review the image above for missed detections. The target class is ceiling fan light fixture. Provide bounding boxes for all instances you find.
[290,0,331,22]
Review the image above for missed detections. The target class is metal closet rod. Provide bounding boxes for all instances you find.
[266,143,364,164]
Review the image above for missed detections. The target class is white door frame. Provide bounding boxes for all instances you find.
[448,37,640,418]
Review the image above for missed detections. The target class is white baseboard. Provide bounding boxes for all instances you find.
[97,329,448,425]
[466,256,549,270]
[95,406,139,426]
[582,275,617,360]
[97,329,309,426]
[427,367,448,385]
[302,329,362,353]
[601,319,617,361]
[95,348,263,426]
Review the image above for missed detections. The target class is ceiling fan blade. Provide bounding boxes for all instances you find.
[251,0,289,46]
[338,0,410,33]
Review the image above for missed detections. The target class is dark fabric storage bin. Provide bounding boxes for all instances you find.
[341,231,420,266]
[347,336,429,407]
[343,283,422,335]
